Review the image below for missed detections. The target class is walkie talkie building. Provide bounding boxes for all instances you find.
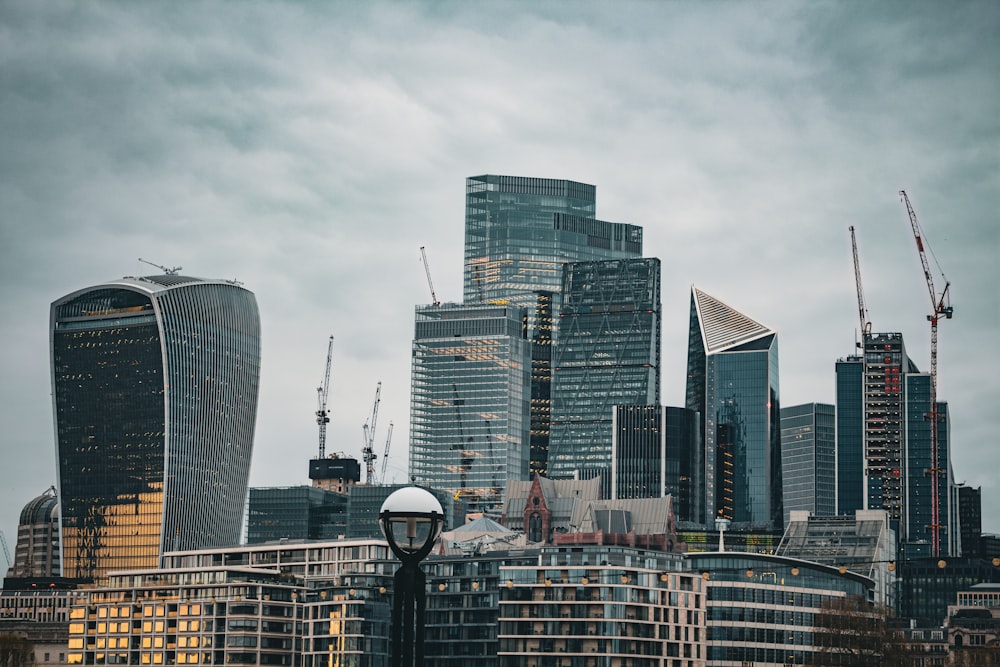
[50,274,260,582]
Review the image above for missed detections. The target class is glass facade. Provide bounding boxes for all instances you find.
[685,288,782,531]
[612,406,664,501]
[409,304,531,513]
[463,175,643,477]
[903,374,953,555]
[246,486,349,544]
[835,355,865,515]
[779,403,836,524]
[549,259,660,496]
[51,276,260,582]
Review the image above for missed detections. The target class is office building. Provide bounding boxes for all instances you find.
[7,487,60,579]
[610,406,700,509]
[549,258,661,495]
[903,373,954,556]
[686,551,876,666]
[835,355,865,515]
[409,303,531,513]
[246,486,349,544]
[779,403,836,523]
[958,485,983,557]
[684,287,782,530]
[776,509,897,609]
[50,274,261,582]
[345,484,456,540]
[463,174,643,476]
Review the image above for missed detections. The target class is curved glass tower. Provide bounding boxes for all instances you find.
[50,275,260,582]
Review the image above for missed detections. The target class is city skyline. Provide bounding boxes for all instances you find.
[1,0,997,553]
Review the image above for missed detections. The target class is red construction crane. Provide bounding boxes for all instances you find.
[849,225,872,344]
[900,190,953,557]
[315,336,334,459]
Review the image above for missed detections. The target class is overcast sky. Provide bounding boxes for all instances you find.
[1,1,997,561]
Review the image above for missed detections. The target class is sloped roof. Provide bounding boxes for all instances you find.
[693,287,774,353]
[454,516,510,534]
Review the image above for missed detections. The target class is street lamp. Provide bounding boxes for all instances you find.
[379,486,445,667]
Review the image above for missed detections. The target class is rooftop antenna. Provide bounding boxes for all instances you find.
[138,258,182,275]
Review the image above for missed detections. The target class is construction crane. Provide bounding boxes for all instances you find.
[379,422,394,484]
[900,190,953,557]
[315,336,334,459]
[138,258,181,275]
[0,530,11,574]
[849,226,872,345]
[419,246,441,307]
[361,382,382,484]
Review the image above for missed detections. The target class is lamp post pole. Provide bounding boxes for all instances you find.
[379,487,444,667]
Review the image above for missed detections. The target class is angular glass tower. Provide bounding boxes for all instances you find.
[548,258,661,496]
[685,287,782,530]
[50,275,260,582]
[780,403,836,524]
[409,303,531,512]
[463,175,643,476]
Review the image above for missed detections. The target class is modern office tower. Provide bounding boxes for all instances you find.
[549,258,660,496]
[246,486,349,544]
[684,287,782,530]
[463,174,643,476]
[902,373,954,556]
[957,485,983,556]
[780,403,836,523]
[409,303,531,513]
[610,405,701,509]
[345,484,456,540]
[836,355,865,515]
[6,487,61,580]
[50,274,260,582]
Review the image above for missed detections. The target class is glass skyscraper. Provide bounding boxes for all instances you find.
[780,403,836,524]
[685,287,782,530]
[548,258,661,495]
[835,354,865,515]
[462,175,643,476]
[903,373,953,556]
[409,303,531,512]
[50,275,260,582]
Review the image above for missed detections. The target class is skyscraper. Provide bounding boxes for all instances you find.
[548,258,661,495]
[685,287,782,530]
[408,303,531,511]
[50,274,260,582]
[610,405,700,507]
[462,175,642,475]
[780,403,836,523]
[835,354,865,515]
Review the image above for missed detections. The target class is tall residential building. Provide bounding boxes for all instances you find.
[463,174,643,476]
[780,403,836,523]
[548,258,661,495]
[835,354,865,515]
[409,303,531,512]
[684,287,782,530]
[50,275,260,582]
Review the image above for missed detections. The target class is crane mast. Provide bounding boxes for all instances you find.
[379,422,394,484]
[900,190,953,557]
[849,226,872,342]
[420,246,441,307]
[361,382,382,484]
[316,336,334,459]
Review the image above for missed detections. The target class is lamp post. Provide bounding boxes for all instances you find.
[379,487,444,667]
